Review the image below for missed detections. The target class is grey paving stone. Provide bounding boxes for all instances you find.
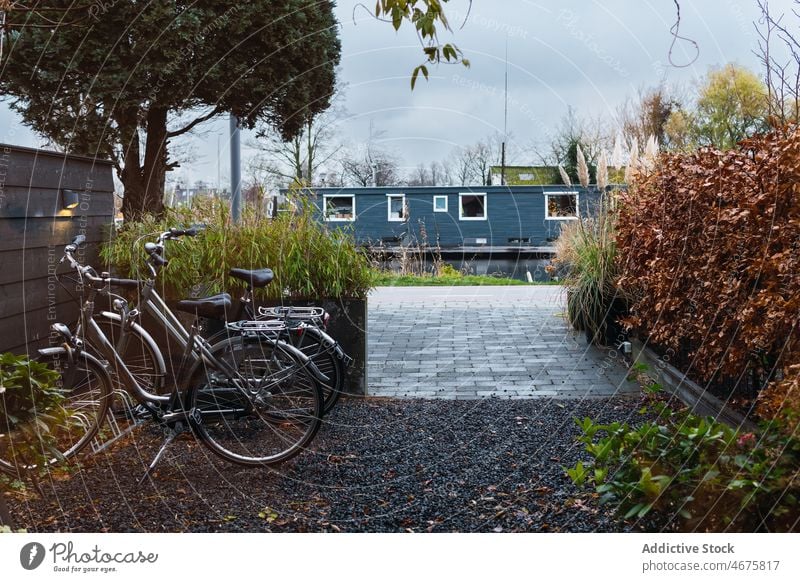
[367,286,636,401]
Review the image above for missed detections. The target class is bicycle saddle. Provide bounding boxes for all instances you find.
[176,293,232,319]
[229,268,274,288]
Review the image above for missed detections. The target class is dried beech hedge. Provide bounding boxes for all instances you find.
[616,129,800,415]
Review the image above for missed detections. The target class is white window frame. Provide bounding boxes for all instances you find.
[544,191,580,220]
[433,195,448,213]
[386,193,406,222]
[458,192,488,221]
[323,194,356,222]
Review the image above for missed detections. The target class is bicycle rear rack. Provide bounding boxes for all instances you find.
[226,319,289,335]
[258,305,326,322]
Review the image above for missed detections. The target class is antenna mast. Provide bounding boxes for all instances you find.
[501,35,508,186]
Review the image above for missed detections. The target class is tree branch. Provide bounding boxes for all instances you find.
[166,107,222,138]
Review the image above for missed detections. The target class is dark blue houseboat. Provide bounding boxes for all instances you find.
[295,185,602,250]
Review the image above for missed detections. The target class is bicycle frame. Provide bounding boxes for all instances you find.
[75,274,244,417]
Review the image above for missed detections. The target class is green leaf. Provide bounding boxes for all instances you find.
[566,461,587,486]
[624,503,644,519]
[410,65,429,90]
[258,507,279,523]
[594,467,608,485]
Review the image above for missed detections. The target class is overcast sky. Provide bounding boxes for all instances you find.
[0,0,793,188]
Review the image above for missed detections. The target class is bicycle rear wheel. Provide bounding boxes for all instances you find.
[0,349,113,474]
[187,335,324,466]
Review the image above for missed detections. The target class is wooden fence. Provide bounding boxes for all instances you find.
[0,143,115,355]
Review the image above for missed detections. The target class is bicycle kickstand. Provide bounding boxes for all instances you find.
[138,423,182,484]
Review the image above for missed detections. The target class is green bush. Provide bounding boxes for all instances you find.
[0,353,74,482]
[567,392,800,532]
[372,271,531,287]
[101,197,374,301]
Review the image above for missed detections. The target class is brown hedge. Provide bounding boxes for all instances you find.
[616,129,800,415]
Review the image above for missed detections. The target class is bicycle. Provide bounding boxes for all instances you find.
[89,238,352,416]
[193,271,353,415]
[2,232,326,476]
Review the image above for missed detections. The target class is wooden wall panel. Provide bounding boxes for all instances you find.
[0,144,114,355]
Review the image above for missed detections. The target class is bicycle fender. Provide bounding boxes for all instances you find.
[37,347,115,396]
[314,329,353,368]
[276,339,331,384]
[97,311,167,382]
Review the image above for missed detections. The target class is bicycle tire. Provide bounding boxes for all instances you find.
[206,325,346,415]
[0,349,113,474]
[186,335,324,466]
[294,326,345,415]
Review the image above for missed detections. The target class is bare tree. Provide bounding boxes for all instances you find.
[405,163,431,186]
[448,145,478,185]
[755,0,800,126]
[249,87,346,187]
[429,161,449,186]
[444,133,520,186]
[337,122,402,187]
[404,161,450,186]
[547,107,611,182]
[471,138,499,186]
[617,85,684,149]
[339,145,401,187]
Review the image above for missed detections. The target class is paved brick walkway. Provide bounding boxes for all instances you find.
[368,286,638,399]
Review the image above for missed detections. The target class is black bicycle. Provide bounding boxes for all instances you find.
[0,232,326,476]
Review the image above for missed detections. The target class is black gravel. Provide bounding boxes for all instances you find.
[8,396,663,532]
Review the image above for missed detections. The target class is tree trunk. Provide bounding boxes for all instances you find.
[292,136,303,184]
[0,494,13,529]
[120,107,168,221]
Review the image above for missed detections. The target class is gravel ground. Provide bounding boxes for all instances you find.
[9,395,665,533]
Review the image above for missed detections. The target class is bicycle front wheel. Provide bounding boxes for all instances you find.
[0,349,113,474]
[294,327,345,415]
[187,336,324,466]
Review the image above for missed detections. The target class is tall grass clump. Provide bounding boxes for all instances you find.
[553,196,619,344]
[101,196,374,301]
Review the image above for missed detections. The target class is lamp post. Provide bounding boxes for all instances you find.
[230,114,241,223]
[216,132,222,193]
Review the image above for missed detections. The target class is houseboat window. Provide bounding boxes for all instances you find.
[433,195,448,212]
[459,193,487,221]
[324,195,355,222]
[387,194,406,221]
[545,192,579,220]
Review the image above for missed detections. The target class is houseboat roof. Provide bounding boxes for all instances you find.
[283,184,580,195]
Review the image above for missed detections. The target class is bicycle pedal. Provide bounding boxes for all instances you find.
[189,408,203,425]
[132,404,152,418]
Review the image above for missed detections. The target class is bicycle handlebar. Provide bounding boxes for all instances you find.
[64,234,86,254]
[157,224,205,243]
[60,224,203,282]
[144,242,169,267]
[169,226,200,237]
